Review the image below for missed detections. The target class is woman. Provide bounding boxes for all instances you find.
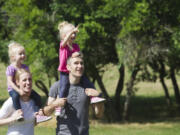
[0,69,38,135]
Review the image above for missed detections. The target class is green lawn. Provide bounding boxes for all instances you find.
[1,63,180,135]
[1,121,180,135]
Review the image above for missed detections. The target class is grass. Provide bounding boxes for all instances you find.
[1,63,180,135]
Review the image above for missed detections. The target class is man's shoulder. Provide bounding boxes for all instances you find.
[50,80,60,90]
[49,80,60,97]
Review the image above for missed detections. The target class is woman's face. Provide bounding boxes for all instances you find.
[17,72,32,97]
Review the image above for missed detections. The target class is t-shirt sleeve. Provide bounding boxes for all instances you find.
[0,98,14,119]
[6,65,15,76]
[49,81,59,98]
[74,44,80,52]
[22,64,30,72]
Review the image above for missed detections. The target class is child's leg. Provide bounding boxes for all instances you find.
[30,90,42,111]
[9,90,24,121]
[9,90,21,110]
[55,72,69,116]
[82,76,106,104]
[59,72,69,98]
[81,75,95,89]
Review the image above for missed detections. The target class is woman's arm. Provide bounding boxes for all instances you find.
[0,110,22,126]
[0,98,22,126]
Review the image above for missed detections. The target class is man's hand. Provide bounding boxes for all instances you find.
[85,88,100,97]
[42,98,67,116]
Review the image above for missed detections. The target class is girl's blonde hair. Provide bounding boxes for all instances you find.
[58,21,75,40]
[15,68,31,82]
[8,42,25,63]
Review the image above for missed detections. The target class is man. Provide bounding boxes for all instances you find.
[42,53,105,135]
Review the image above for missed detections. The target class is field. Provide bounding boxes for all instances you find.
[1,63,180,135]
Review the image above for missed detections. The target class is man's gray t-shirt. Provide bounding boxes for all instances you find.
[49,80,60,98]
[49,78,94,135]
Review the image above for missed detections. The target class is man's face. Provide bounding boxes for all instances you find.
[68,57,84,77]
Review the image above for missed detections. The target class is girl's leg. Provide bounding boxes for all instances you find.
[30,90,42,111]
[9,90,24,121]
[82,75,106,104]
[55,72,69,116]
[31,91,52,123]
[59,72,69,98]
[9,90,21,110]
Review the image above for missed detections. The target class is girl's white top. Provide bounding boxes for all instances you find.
[0,98,35,135]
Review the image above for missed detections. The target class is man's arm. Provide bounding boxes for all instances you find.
[92,102,105,118]
[47,97,56,105]
[42,98,67,116]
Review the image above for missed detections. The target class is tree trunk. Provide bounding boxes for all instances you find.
[94,67,110,100]
[122,65,139,121]
[47,73,52,88]
[170,67,180,107]
[35,80,49,97]
[114,64,125,120]
[159,60,171,106]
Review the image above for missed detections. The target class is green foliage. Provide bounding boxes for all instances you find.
[1,0,180,121]
[1,0,59,83]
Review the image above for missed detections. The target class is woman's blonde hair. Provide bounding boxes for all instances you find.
[15,68,31,82]
[8,42,25,63]
[58,21,75,40]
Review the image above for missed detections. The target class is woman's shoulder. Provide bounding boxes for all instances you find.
[0,98,13,111]
[4,97,13,105]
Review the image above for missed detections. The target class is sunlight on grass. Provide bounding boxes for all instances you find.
[0,63,9,100]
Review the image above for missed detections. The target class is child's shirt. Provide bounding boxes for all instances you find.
[6,64,29,92]
[58,41,80,73]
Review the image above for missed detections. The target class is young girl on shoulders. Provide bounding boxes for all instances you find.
[6,42,50,122]
[57,21,80,96]
[56,21,105,116]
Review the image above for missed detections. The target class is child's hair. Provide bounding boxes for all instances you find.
[8,42,25,63]
[58,21,75,40]
[15,68,31,82]
[67,51,83,65]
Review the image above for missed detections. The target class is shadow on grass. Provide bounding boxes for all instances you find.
[129,96,180,122]
[102,95,180,123]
